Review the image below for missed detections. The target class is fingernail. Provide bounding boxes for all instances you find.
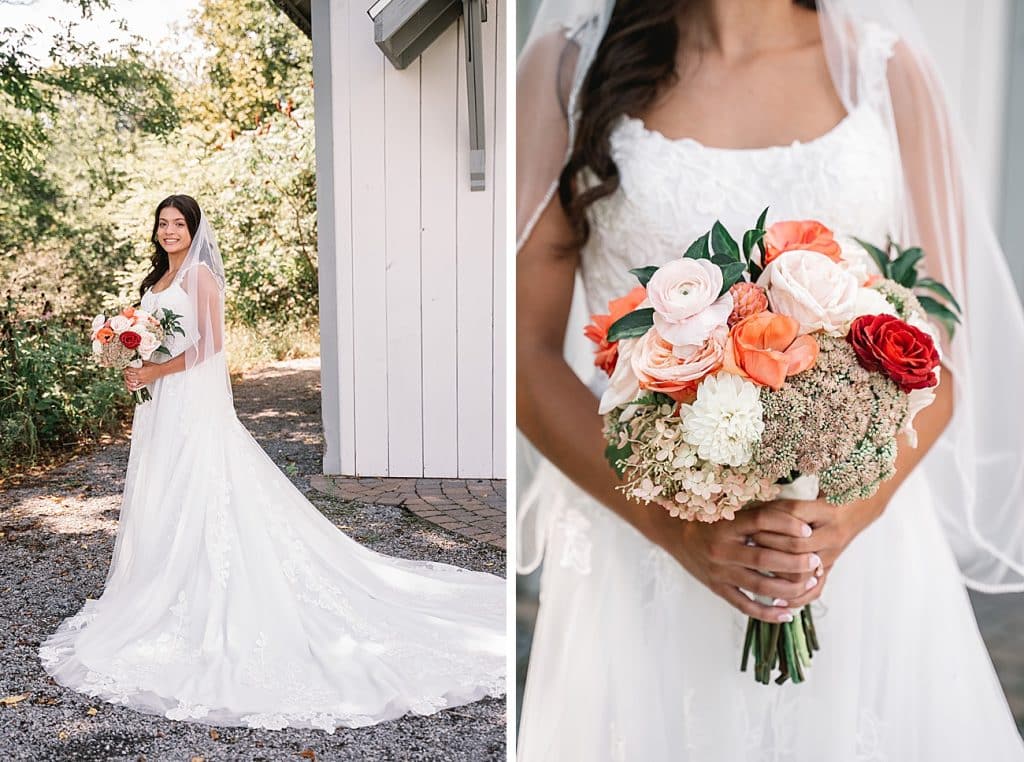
[772,598,788,607]
[778,613,794,623]
[809,554,822,570]
[805,576,819,591]
[800,524,812,537]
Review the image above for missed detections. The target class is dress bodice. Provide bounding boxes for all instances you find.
[579,22,900,316]
[140,282,196,361]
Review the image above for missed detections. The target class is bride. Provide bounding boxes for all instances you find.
[39,194,504,732]
[517,0,1024,759]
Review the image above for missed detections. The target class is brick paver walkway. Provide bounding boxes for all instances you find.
[310,476,506,549]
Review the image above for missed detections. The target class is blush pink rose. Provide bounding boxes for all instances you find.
[757,250,859,334]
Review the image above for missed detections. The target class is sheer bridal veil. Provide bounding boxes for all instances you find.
[516,0,1024,592]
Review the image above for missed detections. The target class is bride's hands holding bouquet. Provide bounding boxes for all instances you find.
[124,361,164,392]
[635,502,826,624]
[748,497,879,577]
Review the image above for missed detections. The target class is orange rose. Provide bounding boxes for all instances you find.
[584,286,647,376]
[763,220,842,266]
[95,325,115,344]
[724,312,819,390]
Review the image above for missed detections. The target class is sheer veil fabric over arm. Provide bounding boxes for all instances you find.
[516,0,1024,593]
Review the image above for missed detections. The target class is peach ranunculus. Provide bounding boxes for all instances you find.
[120,306,136,319]
[631,325,727,402]
[763,220,843,266]
[584,285,648,376]
[724,312,819,391]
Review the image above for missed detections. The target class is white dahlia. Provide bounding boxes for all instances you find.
[680,373,765,467]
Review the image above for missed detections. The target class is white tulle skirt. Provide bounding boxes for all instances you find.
[40,358,505,731]
[517,462,1024,761]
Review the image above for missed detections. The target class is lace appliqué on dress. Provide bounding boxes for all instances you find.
[556,508,594,575]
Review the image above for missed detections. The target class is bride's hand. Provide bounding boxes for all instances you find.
[642,505,825,623]
[124,362,163,391]
[748,496,884,576]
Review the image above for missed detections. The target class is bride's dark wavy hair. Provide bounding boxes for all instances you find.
[558,0,817,247]
[139,194,202,299]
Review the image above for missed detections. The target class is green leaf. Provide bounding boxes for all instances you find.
[628,266,659,288]
[684,232,710,260]
[890,247,924,287]
[742,229,765,261]
[755,207,770,263]
[917,294,961,338]
[711,221,740,262]
[748,260,763,282]
[604,438,632,479]
[606,308,655,341]
[916,277,962,314]
[854,238,892,278]
[755,207,769,231]
[719,261,747,296]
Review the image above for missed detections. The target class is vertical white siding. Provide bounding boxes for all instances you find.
[316,0,506,478]
[492,0,508,478]
[347,0,390,476]
[420,25,461,477]
[384,57,424,475]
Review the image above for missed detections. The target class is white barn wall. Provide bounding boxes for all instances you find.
[313,0,506,478]
[421,25,461,478]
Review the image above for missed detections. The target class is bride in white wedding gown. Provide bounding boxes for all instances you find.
[39,195,504,731]
[517,0,1024,760]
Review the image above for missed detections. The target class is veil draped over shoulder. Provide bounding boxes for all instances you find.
[516,0,1024,592]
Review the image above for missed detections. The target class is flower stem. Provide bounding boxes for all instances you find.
[740,617,755,672]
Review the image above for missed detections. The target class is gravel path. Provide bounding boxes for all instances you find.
[0,357,507,762]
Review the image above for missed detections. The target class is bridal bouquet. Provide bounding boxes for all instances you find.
[588,210,960,685]
[90,306,184,403]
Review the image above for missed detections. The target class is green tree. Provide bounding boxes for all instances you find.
[0,0,319,470]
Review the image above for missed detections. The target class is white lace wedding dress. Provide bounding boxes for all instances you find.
[517,23,1024,761]
[39,281,504,731]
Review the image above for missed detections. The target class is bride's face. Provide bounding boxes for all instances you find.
[157,207,192,256]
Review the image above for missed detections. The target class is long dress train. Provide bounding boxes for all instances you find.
[40,282,504,731]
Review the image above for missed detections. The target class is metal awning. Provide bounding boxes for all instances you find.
[368,0,488,190]
[272,0,487,191]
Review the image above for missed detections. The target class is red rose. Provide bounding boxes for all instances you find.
[119,330,142,350]
[847,314,939,392]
